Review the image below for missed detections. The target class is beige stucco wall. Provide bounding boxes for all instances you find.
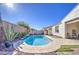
[52,23,66,38]
[47,28,52,35]
[13,25,27,33]
[52,4,79,38]
[0,22,5,41]
[2,21,27,33]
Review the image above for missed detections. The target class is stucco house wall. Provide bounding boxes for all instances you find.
[52,23,66,38]
[52,4,79,38]
[47,27,52,35]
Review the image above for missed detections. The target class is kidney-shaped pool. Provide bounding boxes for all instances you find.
[22,35,51,46]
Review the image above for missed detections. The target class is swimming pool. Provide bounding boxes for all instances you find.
[23,35,51,46]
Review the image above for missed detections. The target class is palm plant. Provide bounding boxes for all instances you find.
[3,25,19,41]
[2,24,20,48]
[0,12,18,41]
[0,13,19,48]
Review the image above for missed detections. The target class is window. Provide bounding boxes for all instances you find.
[55,26,59,33]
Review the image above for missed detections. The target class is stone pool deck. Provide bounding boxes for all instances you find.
[14,35,60,54]
[48,35,79,45]
[15,35,61,54]
[13,35,79,55]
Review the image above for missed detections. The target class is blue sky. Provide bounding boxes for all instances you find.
[0,3,77,30]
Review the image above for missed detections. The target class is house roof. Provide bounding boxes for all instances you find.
[62,4,79,23]
[51,4,79,27]
[65,17,79,23]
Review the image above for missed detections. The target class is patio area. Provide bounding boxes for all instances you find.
[65,18,79,39]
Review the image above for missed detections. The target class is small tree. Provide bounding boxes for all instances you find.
[17,21,30,33]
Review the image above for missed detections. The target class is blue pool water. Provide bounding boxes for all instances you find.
[23,35,51,46]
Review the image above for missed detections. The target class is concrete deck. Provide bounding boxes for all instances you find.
[14,35,79,54]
